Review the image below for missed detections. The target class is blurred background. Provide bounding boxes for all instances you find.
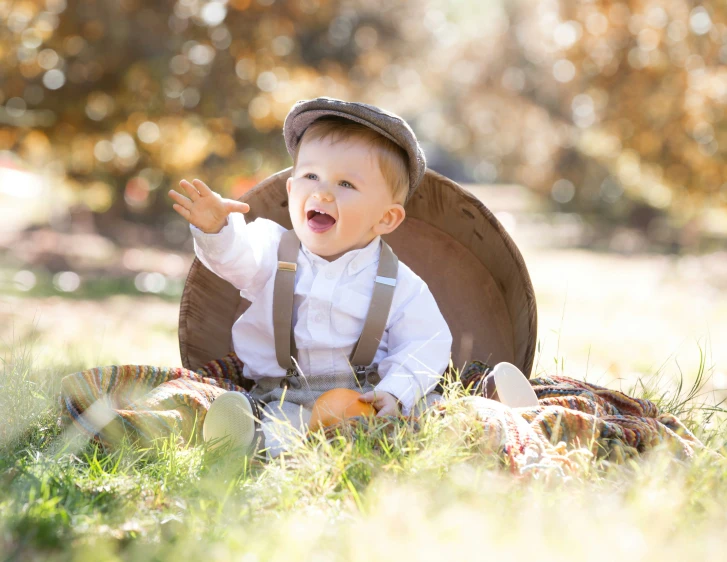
[1,0,725,391]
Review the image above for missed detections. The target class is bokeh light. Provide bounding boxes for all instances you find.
[552,179,576,204]
[53,271,81,292]
[134,272,168,293]
[42,69,65,89]
[13,270,37,291]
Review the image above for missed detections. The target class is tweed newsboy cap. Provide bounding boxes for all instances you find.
[283,97,427,200]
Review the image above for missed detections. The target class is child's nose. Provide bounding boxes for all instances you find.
[312,185,334,201]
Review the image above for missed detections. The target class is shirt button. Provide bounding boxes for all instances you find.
[325,271,335,280]
[315,313,325,322]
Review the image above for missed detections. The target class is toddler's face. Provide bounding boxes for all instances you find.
[286,135,405,261]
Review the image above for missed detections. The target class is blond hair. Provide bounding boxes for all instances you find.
[291,116,409,205]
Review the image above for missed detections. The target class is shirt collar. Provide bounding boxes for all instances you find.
[300,235,382,276]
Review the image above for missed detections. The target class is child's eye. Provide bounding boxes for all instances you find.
[300,173,354,189]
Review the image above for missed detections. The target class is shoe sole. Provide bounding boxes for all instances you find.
[203,391,258,453]
[492,362,539,408]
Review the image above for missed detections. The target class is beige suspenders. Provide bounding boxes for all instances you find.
[273,230,302,371]
[273,229,398,381]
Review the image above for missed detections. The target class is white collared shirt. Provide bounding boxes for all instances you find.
[190,213,453,413]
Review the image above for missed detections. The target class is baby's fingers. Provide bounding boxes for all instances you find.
[168,189,192,209]
[223,200,250,215]
[171,203,191,219]
[358,391,377,403]
[179,179,201,201]
[168,189,197,223]
[191,178,214,196]
[376,404,399,417]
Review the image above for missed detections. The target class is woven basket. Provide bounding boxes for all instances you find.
[179,167,538,377]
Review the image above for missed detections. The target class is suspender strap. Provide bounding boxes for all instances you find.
[274,229,301,372]
[349,240,398,367]
[273,229,399,374]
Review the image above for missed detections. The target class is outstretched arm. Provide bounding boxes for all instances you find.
[168,179,278,300]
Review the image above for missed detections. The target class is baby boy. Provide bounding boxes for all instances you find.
[168,97,453,456]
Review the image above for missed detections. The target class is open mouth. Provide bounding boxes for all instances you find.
[306,209,337,233]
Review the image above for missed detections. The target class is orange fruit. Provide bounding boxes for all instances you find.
[308,388,376,431]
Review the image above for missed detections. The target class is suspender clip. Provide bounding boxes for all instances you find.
[278,261,297,272]
[375,275,396,287]
[280,367,302,389]
[354,364,381,385]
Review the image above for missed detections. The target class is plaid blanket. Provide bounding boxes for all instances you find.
[458,361,705,473]
[60,354,251,449]
[60,353,704,472]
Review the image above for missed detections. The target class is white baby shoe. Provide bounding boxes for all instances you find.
[491,362,539,408]
[203,391,262,455]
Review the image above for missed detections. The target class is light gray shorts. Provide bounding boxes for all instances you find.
[248,370,440,457]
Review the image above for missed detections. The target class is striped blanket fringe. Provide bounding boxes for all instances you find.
[60,353,704,473]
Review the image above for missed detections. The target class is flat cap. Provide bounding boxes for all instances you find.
[283,97,427,201]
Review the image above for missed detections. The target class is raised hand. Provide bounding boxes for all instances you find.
[168,179,250,234]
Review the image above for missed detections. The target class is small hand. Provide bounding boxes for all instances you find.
[168,179,250,234]
[358,390,401,417]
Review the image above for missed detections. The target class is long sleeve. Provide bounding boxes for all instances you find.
[373,280,453,415]
[190,213,283,302]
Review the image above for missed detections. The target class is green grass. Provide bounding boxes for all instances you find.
[2,341,727,562]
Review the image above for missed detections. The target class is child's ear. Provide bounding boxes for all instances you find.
[373,204,406,236]
[286,176,292,195]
